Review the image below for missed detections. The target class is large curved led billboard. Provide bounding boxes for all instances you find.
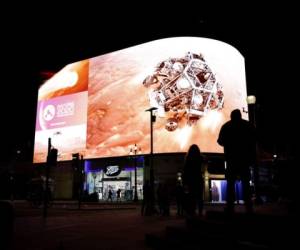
[34,37,248,163]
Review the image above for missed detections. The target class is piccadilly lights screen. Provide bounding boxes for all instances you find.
[33,37,248,163]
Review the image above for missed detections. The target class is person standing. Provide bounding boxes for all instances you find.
[211,182,220,202]
[141,180,152,216]
[107,188,113,202]
[217,109,256,214]
[182,144,204,217]
[175,181,184,216]
[116,188,121,202]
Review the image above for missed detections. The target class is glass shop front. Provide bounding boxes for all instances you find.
[85,165,144,201]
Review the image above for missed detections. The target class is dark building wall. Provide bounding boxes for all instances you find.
[34,153,226,200]
[51,162,74,199]
[152,153,185,185]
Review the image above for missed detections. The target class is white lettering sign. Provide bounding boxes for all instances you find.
[56,102,75,117]
[105,165,120,176]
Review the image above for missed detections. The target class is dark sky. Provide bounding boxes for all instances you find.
[1,3,298,162]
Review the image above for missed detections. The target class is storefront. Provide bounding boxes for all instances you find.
[209,179,244,203]
[84,157,144,201]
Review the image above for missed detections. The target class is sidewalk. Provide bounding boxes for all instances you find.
[11,202,296,249]
[13,206,185,250]
[11,199,295,217]
[145,203,297,249]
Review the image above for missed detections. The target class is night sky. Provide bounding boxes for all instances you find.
[1,3,297,162]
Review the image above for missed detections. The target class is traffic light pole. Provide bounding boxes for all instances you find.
[78,154,84,210]
[43,138,51,218]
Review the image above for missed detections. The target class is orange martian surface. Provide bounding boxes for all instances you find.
[34,37,248,162]
[85,37,248,158]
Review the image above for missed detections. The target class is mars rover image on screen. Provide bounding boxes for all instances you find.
[143,52,224,131]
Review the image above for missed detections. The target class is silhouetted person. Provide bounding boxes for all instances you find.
[175,181,184,216]
[0,201,14,250]
[217,109,256,214]
[161,183,170,216]
[116,188,121,202]
[141,180,151,215]
[107,189,113,202]
[182,144,204,217]
[211,182,220,202]
[156,183,170,216]
[157,183,164,215]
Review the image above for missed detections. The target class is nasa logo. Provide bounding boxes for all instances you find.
[43,105,56,121]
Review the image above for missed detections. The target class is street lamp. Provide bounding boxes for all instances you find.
[145,107,157,189]
[145,107,157,214]
[246,95,257,127]
[246,95,260,203]
[246,95,256,104]
[130,144,142,202]
[9,149,21,202]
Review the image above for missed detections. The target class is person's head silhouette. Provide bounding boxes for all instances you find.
[230,109,242,121]
[187,144,202,159]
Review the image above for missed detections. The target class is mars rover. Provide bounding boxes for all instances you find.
[143,52,224,131]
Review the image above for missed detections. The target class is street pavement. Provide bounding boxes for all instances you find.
[13,202,184,250]
[9,201,296,250]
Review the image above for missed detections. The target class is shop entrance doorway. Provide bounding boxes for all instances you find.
[103,179,132,201]
[85,167,144,201]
